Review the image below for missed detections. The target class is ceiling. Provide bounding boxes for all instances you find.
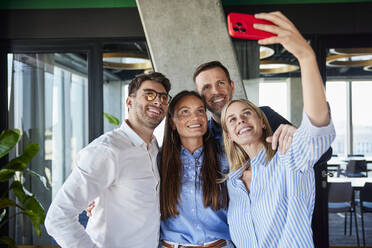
[254,42,372,79]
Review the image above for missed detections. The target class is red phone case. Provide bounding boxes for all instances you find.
[227,12,276,40]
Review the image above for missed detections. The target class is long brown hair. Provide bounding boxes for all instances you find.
[221,99,276,174]
[160,91,228,220]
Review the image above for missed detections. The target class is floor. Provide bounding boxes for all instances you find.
[329,209,372,247]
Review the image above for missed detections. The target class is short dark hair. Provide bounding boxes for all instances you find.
[128,72,171,96]
[193,61,231,83]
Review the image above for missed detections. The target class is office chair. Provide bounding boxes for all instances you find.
[344,160,368,177]
[359,183,372,247]
[328,182,360,246]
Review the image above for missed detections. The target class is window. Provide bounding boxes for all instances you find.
[259,79,289,120]
[352,81,372,156]
[326,81,347,156]
[7,52,89,244]
[326,80,372,156]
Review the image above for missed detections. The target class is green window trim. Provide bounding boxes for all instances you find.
[1,0,372,10]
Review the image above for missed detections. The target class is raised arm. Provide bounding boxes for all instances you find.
[254,12,329,127]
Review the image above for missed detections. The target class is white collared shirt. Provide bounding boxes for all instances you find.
[45,120,160,248]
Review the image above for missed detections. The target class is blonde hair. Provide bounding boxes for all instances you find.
[221,99,276,174]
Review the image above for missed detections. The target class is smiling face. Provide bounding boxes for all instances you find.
[126,80,168,130]
[224,101,266,147]
[194,67,234,120]
[171,95,208,145]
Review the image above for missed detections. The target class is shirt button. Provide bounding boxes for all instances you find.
[192,208,195,212]
[197,225,201,229]
[190,190,193,193]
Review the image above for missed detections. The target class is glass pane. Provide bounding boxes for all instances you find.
[103,77,129,132]
[326,81,347,156]
[7,53,88,244]
[352,81,372,156]
[325,47,372,247]
[259,80,288,120]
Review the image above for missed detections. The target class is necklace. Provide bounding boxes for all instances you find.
[195,150,203,167]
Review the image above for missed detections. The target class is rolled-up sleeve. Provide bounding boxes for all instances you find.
[45,145,117,248]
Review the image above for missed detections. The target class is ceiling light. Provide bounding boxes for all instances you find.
[363,65,372,72]
[260,60,299,74]
[326,54,372,67]
[103,52,152,70]
[330,48,372,55]
[260,46,274,59]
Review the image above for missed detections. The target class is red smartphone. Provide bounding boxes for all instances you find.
[227,13,276,40]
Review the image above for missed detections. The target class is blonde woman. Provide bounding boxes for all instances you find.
[220,12,336,248]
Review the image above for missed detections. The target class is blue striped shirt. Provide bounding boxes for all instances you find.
[227,111,336,248]
[160,146,231,245]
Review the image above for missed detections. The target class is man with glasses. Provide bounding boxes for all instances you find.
[45,72,171,248]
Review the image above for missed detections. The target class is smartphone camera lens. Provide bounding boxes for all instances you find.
[240,28,246,33]
[233,27,239,32]
[236,22,242,27]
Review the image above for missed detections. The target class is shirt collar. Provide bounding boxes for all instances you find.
[181,145,203,159]
[251,148,267,167]
[229,148,267,181]
[120,120,158,149]
[229,161,248,181]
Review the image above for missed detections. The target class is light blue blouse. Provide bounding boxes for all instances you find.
[227,112,336,248]
[160,146,231,245]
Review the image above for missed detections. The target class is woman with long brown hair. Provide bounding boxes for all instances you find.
[159,90,233,248]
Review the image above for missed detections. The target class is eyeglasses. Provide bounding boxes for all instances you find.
[143,89,172,105]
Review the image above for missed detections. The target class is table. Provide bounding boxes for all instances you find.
[328,177,372,189]
[327,157,372,177]
[328,156,372,165]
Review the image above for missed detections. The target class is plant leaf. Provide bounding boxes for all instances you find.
[0,198,24,210]
[23,196,45,223]
[104,112,120,126]
[0,129,21,159]
[22,209,42,236]
[10,181,45,219]
[9,182,45,235]
[0,168,15,182]
[0,236,15,247]
[7,144,40,171]
[10,181,31,204]
[24,168,49,190]
[0,209,6,222]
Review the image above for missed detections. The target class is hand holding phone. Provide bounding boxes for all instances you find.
[227,12,277,40]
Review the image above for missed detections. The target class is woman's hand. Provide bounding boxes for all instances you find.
[254,12,314,62]
[254,11,329,126]
[266,124,297,155]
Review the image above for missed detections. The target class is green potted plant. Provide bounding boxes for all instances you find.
[103,112,120,126]
[0,129,47,247]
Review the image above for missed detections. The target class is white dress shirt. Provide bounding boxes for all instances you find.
[45,120,161,248]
